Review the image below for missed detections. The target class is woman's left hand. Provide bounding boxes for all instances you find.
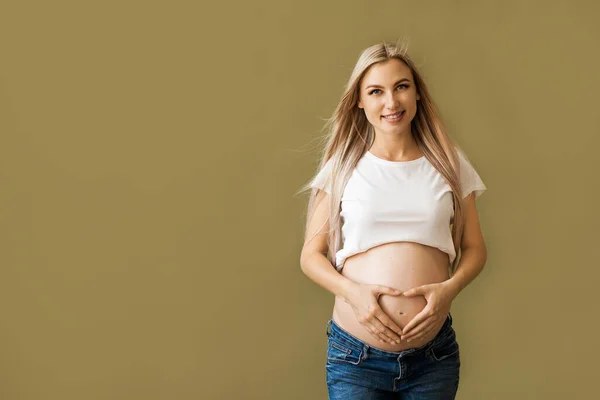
[400,281,456,342]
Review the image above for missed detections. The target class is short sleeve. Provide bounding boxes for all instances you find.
[457,148,487,199]
[309,158,333,194]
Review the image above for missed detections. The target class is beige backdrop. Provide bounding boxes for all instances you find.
[0,1,598,399]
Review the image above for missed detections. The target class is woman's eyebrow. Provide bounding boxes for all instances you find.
[365,78,411,89]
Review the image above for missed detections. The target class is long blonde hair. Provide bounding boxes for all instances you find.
[300,39,467,274]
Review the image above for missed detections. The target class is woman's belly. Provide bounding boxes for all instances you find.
[332,241,451,352]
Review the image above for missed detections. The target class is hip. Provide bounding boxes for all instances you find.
[325,314,460,398]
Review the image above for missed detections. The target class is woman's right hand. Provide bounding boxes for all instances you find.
[345,282,404,344]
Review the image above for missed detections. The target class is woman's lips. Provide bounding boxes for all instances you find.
[382,110,405,122]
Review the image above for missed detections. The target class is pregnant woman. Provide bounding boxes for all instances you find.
[300,40,488,399]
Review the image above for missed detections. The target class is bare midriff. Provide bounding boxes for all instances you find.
[332,241,451,352]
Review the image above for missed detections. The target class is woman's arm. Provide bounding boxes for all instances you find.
[400,192,488,341]
[300,190,404,344]
[300,190,355,301]
[445,192,488,298]
[300,251,356,301]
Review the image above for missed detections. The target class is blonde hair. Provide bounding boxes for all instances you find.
[300,38,467,274]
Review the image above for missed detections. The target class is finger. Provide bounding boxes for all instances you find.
[377,285,403,297]
[360,312,393,344]
[368,299,403,341]
[405,319,437,342]
[366,321,394,343]
[369,316,401,343]
[403,315,436,341]
[361,318,389,343]
[402,309,430,335]
[403,284,429,297]
[374,317,403,343]
[376,312,404,337]
[412,318,445,342]
[368,319,399,343]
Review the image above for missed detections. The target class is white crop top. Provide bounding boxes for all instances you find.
[309,148,487,271]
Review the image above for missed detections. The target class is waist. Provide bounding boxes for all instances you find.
[326,313,454,358]
[333,241,451,352]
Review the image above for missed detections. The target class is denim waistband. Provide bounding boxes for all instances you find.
[326,313,453,358]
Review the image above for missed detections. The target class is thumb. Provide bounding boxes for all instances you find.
[378,285,402,296]
[403,286,423,297]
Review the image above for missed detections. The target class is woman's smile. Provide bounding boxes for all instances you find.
[382,110,405,123]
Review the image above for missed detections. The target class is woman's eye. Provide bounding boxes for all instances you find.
[368,85,408,95]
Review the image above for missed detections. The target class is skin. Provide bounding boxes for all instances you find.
[352,58,487,344]
[358,58,422,161]
[300,58,488,350]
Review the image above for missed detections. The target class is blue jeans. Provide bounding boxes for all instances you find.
[325,313,460,399]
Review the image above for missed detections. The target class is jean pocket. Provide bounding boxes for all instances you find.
[327,338,363,365]
[428,331,460,362]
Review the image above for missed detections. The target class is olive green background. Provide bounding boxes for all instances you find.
[1,1,598,399]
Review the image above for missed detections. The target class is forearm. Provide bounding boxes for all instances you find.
[445,246,487,299]
[300,252,357,302]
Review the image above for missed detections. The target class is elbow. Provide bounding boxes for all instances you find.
[461,244,488,267]
[480,242,488,266]
[300,249,324,273]
[299,250,311,273]
[478,246,488,269]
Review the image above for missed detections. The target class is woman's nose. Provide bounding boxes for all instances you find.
[385,93,400,108]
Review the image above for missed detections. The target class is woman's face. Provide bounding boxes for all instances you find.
[358,58,420,136]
